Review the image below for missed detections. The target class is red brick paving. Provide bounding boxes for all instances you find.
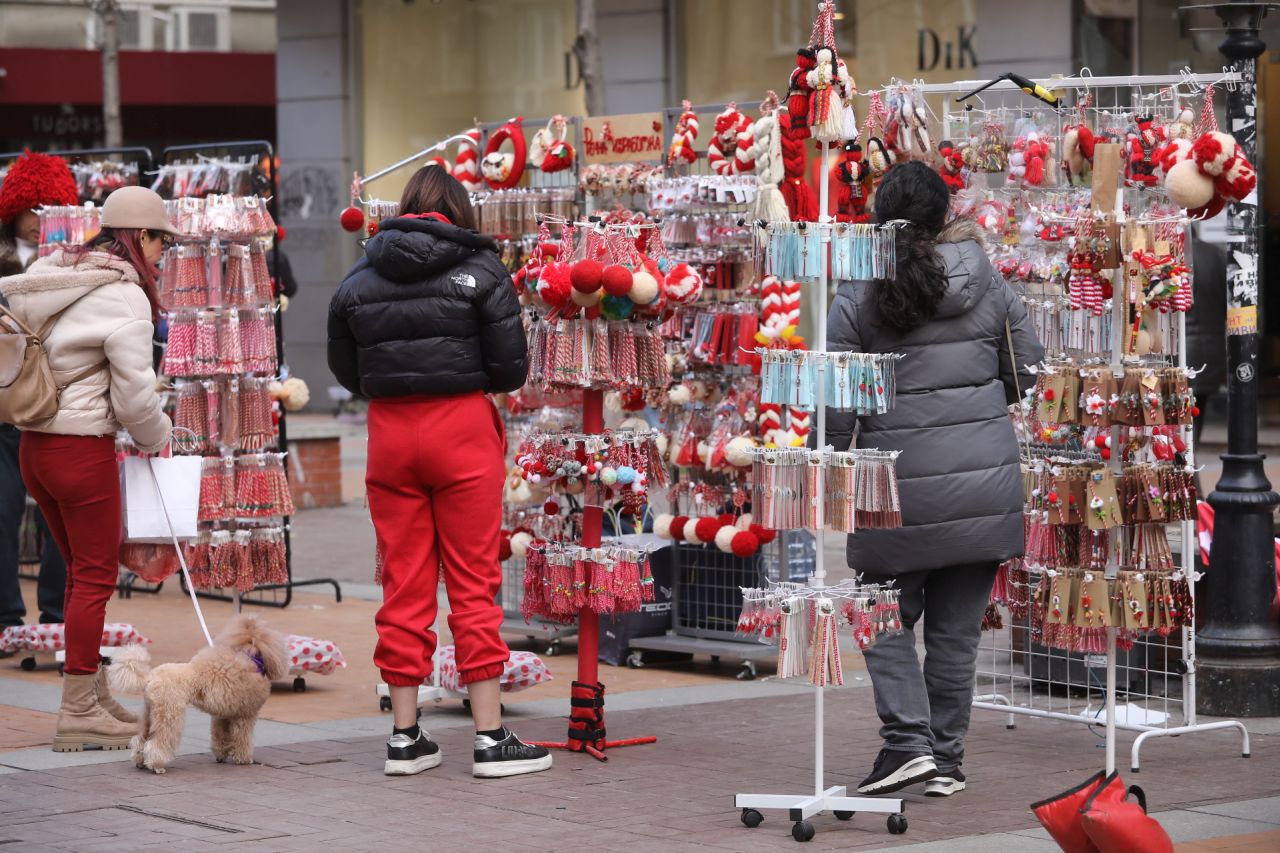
[0,690,1273,851]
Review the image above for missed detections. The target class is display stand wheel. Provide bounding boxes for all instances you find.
[379,695,392,712]
[740,808,763,828]
[545,640,562,657]
[792,820,815,842]
[20,657,36,671]
[887,814,908,834]
[292,676,307,693]
[627,651,645,669]
[736,661,757,681]
[833,810,854,821]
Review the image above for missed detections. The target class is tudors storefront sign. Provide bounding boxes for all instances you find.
[581,113,664,165]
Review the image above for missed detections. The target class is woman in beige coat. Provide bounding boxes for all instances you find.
[0,185,173,751]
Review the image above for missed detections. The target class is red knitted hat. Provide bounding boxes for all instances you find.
[0,151,79,225]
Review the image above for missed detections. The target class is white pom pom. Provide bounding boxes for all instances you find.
[604,391,624,414]
[696,440,710,464]
[1166,159,1215,209]
[689,380,709,401]
[570,287,601,307]
[668,384,692,406]
[510,531,534,559]
[654,513,675,539]
[685,523,704,545]
[724,435,756,468]
[629,270,661,305]
[714,525,738,553]
[655,432,668,459]
[618,416,648,432]
[736,513,754,530]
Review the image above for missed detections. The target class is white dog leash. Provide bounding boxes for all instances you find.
[145,456,214,648]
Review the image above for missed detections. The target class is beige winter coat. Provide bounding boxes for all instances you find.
[0,250,171,452]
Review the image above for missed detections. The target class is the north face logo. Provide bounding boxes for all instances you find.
[452,273,477,289]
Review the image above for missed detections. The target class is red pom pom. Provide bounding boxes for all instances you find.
[570,259,604,293]
[730,530,760,559]
[1100,447,1112,460]
[498,536,513,562]
[717,513,735,527]
[601,264,633,297]
[694,517,722,543]
[1043,389,1056,402]
[1095,435,1108,449]
[339,206,365,232]
[536,261,573,309]
[543,499,560,516]
[670,516,689,542]
[1047,491,1059,504]
[1190,406,1201,417]
[749,523,778,545]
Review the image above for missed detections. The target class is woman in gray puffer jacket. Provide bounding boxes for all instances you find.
[826,162,1043,798]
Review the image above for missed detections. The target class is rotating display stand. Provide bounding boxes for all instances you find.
[733,139,908,839]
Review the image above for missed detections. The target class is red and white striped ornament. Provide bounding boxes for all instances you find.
[669,101,700,165]
[452,127,482,191]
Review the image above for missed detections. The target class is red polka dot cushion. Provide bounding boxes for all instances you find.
[0,623,151,653]
[285,635,347,676]
[435,645,552,694]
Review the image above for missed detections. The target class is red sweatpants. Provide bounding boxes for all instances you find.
[368,393,509,687]
[19,433,119,676]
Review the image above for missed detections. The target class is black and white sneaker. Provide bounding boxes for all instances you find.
[855,748,938,795]
[384,729,442,776]
[925,770,966,797]
[472,729,553,778]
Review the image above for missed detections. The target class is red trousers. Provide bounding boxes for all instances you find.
[19,433,119,676]
[368,393,509,687]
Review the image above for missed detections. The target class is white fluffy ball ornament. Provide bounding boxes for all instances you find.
[655,432,669,460]
[629,269,661,305]
[724,435,756,468]
[618,416,648,432]
[684,522,704,545]
[714,524,738,554]
[668,384,692,406]
[654,513,675,539]
[570,287,602,308]
[510,531,534,559]
[1165,159,1215,210]
[735,512,754,530]
[605,391,624,414]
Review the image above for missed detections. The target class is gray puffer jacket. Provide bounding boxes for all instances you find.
[826,218,1044,575]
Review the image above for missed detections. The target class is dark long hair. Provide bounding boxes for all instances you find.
[872,162,950,334]
[399,164,478,231]
[68,227,160,321]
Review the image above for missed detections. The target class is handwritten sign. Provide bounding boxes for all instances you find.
[581,113,664,165]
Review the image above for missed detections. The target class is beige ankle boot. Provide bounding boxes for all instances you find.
[95,663,139,724]
[53,672,137,752]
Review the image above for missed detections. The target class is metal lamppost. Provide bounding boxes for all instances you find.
[1190,0,1280,716]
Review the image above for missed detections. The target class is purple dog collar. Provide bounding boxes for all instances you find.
[246,651,268,677]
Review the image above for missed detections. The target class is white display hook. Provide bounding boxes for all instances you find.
[356,132,477,194]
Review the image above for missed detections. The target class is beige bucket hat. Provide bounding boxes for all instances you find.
[100,185,180,235]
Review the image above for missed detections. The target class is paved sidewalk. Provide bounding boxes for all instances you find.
[1,676,1276,851]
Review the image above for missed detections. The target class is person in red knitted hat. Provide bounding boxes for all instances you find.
[0,151,79,277]
[0,151,77,653]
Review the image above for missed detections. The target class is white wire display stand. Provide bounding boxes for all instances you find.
[733,138,908,841]
[910,71,1249,776]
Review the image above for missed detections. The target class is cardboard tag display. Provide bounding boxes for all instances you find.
[1086,468,1124,530]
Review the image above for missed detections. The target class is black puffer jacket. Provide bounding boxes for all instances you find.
[327,217,527,398]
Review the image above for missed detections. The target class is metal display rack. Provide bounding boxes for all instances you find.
[498,555,576,656]
[906,71,1251,774]
[159,140,340,609]
[627,531,812,679]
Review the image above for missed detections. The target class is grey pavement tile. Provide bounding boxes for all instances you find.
[889,832,1061,852]
[1188,795,1280,824]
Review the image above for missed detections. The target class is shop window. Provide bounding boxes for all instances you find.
[86,6,153,51]
[175,7,230,51]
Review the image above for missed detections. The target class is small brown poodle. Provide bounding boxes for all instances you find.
[112,614,289,774]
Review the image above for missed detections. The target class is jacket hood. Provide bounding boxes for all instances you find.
[364,217,498,283]
[0,249,141,327]
[932,217,994,320]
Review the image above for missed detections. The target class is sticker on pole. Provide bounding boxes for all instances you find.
[1227,305,1258,336]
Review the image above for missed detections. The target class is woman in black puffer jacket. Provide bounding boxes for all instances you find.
[329,166,550,780]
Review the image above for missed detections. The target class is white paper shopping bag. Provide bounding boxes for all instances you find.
[121,456,202,543]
